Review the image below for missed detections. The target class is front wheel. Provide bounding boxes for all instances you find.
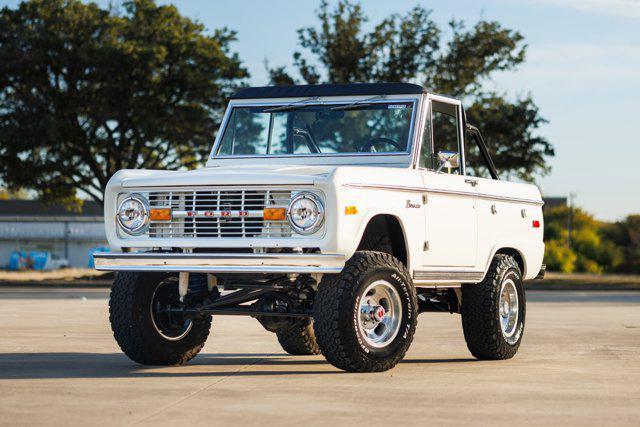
[313,251,417,372]
[109,272,212,366]
[461,254,526,360]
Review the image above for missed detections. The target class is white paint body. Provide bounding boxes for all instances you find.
[102,92,544,283]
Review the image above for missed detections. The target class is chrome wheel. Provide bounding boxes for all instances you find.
[357,280,402,348]
[499,279,519,340]
[150,278,193,341]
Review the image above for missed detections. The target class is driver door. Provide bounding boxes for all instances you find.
[418,97,478,268]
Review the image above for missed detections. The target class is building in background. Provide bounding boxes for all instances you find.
[0,200,106,268]
[543,197,568,212]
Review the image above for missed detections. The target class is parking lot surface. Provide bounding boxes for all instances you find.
[0,288,639,426]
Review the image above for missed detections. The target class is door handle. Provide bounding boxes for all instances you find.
[464,178,478,187]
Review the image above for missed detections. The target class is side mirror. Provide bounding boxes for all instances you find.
[436,151,460,173]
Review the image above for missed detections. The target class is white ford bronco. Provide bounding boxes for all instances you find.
[95,83,545,372]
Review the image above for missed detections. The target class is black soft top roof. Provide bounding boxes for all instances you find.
[231,83,426,100]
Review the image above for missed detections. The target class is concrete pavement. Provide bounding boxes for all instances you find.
[0,289,639,426]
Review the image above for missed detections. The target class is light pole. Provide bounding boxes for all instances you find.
[567,192,576,247]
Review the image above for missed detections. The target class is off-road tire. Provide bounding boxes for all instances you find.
[461,254,526,360]
[109,272,211,366]
[276,319,321,355]
[313,251,417,372]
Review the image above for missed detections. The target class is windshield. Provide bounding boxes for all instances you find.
[215,101,415,156]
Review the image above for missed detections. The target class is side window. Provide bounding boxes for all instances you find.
[464,129,493,179]
[430,101,461,174]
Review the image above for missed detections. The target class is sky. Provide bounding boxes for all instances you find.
[2,0,639,220]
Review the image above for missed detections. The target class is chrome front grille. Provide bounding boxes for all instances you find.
[147,189,295,239]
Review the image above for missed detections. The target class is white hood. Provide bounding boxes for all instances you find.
[120,164,337,188]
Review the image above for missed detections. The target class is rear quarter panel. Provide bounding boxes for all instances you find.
[475,177,544,280]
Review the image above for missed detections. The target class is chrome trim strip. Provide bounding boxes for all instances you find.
[343,183,544,206]
[476,193,545,206]
[425,188,544,205]
[343,183,425,193]
[94,252,345,274]
[413,270,485,281]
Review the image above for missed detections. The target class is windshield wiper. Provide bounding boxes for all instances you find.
[264,96,320,112]
[330,95,387,111]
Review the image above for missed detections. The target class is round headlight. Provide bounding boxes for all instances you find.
[117,194,149,235]
[287,192,324,235]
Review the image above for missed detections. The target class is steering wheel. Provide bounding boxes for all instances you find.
[359,137,403,152]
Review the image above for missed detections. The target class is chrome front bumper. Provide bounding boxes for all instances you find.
[93,252,345,274]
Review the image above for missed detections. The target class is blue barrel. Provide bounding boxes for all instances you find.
[8,251,27,271]
[28,251,51,271]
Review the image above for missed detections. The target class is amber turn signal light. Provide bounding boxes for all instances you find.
[263,207,286,221]
[149,208,172,221]
[345,206,358,215]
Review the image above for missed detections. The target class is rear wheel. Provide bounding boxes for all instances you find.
[461,254,526,360]
[276,319,320,355]
[109,272,211,366]
[313,251,417,372]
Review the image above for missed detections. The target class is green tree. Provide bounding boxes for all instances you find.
[544,239,577,273]
[268,0,554,180]
[543,206,627,273]
[0,0,248,206]
[601,215,640,274]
